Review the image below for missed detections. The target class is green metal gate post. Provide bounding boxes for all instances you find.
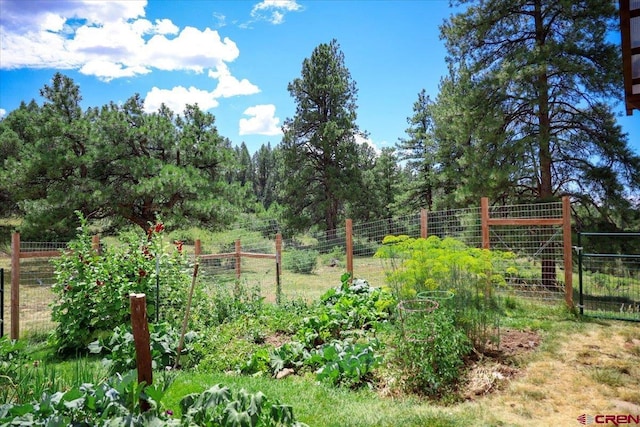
[577,233,583,316]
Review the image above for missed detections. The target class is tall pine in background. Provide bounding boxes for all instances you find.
[280,39,364,240]
[438,0,639,213]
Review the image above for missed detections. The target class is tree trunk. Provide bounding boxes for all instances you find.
[535,0,557,290]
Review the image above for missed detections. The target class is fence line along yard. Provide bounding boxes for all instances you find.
[4,197,575,339]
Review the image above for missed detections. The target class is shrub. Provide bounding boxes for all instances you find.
[375,235,511,349]
[395,308,471,397]
[180,384,307,426]
[283,249,318,274]
[51,213,199,354]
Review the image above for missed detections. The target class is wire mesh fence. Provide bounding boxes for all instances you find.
[578,233,640,321]
[5,198,582,338]
[487,201,567,301]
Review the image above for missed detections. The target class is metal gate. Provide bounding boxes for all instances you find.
[577,232,640,321]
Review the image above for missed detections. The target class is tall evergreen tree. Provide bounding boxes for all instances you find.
[440,0,640,208]
[439,0,640,288]
[253,143,277,209]
[280,39,364,239]
[396,90,438,211]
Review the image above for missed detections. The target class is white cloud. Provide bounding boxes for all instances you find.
[239,104,282,136]
[0,108,6,119]
[153,18,178,35]
[248,0,302,25]
[0,0,146,32]
[208,64,260,98]
[212,12,227,28]
[252,0,302,12]
[79,61,151,80]
[0,1,242,82]
[144,86,220,114]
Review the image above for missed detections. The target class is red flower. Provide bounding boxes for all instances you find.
[142,246,153,259]
[139,269,147,277]
[174,240,183,253]
[154,223,164,233]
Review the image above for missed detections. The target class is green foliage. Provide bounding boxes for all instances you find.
[1,74,240,238]
[0,337,30,403]
[180,384,307,427]
[88,322,198,373]
[194,316,270,374]
[280,39,364,234]
[395,308,471,397]
[437,0,639,217]
[1,367,307,427]
[375,236,510,349]
[50,214,198,354]
[375,235,514,299]
[283,249,318,274]
[0,370,176,426]
[309,339,382,388]
[242,274,394,389]
[295,275,395,348]
[194,279,265,329]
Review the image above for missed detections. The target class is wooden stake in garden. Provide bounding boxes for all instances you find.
[129,293,152,412]
[175,261,199,369]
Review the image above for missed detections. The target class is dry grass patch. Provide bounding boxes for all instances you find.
[453,320,640,426]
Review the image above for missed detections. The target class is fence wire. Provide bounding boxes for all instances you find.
[578,233,640,321]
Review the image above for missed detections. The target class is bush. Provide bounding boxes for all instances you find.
[375,235,511,349]
[283,249,318,274]
[51,214,199,354]
[395,308,471,397]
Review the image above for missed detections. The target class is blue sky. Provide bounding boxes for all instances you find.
[0,0,638,156]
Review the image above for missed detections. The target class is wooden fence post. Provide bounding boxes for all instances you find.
[10,233,19,340]
[420,208,428,239]
[346,219,353,281]
[481,197,490,250]
[275,233,282,305]
[235,239,241,279]
[130,293,152,412]
[91,235,101,254]
[562,196,573,308]
[194,239,201,257]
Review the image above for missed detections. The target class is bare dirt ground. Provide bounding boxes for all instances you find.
[454,321,640,426]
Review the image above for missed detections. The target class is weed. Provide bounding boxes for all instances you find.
[591,367,626,387]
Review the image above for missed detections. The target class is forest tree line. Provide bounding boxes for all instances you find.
[1,0,639,241]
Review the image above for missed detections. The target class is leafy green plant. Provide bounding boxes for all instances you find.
[180,384,308,427]
[242,274,393,385]
[294,274,395,349]
[89,322,198,373]
[283,249,318,274]
[395,308,471,397]
[375,235,510,349]
[375,235,514,299]
[309,339,382,388]
[0,370,176,426]
[0,337,30,403]
[51,213,198,354]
